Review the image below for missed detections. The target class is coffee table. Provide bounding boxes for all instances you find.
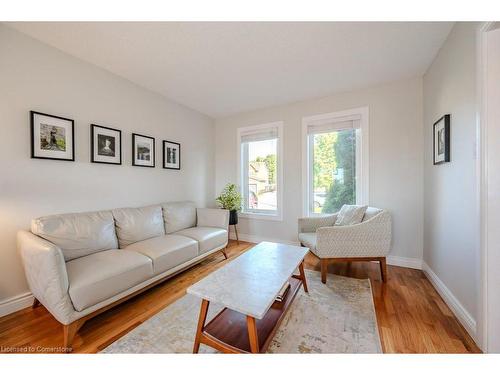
[187,241,309,354]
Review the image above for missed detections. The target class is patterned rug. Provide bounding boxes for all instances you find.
[102,270,382,353]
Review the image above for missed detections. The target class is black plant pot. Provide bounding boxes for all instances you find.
[229,209,238,225]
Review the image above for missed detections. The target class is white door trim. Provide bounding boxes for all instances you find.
[477,21,499,352]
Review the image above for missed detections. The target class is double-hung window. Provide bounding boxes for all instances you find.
[238,122,283,220]
[302,107,368,216]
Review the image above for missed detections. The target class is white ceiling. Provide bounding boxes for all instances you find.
[8,22,453,118]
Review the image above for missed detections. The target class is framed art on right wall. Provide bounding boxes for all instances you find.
[163,140,181,170]
[433,114,450,165]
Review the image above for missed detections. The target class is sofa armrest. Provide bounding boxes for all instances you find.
[196,208,229,230]
[17,230,75,324]
[315,211,392,258]
[298,214,337,234]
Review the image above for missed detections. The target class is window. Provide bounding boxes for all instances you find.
[302,108,368,216]
[238,122,283,220]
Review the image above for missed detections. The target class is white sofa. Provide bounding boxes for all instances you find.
[298,207,392,283]
[17,201,229,348]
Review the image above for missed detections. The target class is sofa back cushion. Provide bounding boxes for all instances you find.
[112,205,165,248]
[161,201,197,234]
[31,210,118,261]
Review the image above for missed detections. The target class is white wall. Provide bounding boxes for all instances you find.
[423,23,479,334]
[215,77,424,264]
[0,26,215,310]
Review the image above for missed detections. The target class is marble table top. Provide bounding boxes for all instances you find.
[187,241,309,319]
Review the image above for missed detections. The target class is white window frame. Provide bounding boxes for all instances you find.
[301,107,369,217]
[237,121,283,221]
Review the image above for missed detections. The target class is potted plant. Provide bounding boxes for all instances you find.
[216,183,242,225]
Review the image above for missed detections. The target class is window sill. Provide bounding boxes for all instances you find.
[239,212,283,222]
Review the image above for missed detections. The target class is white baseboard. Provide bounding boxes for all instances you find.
[422,261,477,339]
[229,232,300,246]
[387,255,422,270]
[0,292,34,318]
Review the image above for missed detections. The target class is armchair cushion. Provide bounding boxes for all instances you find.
[298,214,336,233]
[334,205,368,226]
[362,207,383,221]
[298,232,317,251]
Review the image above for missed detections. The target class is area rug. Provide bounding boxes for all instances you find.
[102,270,382,353]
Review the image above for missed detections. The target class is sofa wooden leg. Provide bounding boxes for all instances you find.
[32,298,41,308]
[63,319,85,350]
[221,247,228,260]
[320,259,328,284]
[379,257,387,283]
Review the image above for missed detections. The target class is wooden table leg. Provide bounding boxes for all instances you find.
[246,316,259,353]
[193,299,210,353]
[298,261,309,293]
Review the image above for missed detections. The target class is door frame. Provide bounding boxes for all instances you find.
[477,21,499,352]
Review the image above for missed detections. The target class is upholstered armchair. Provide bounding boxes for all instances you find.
[298,207,392,283]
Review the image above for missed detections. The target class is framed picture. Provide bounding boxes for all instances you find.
[433,114,450,165]
[30,111,75,161]
[132,133,155,167]
[91,124,122,165]
[163,140,181,170]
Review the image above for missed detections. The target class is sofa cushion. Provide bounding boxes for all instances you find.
[112,205,165,248]
[125,234,198,274]
[162,201,197,234]
[175,227,228,254]
[298,232,317,251]
[66,249,153,311]
[31,210,118,261]
[334,205,368,226]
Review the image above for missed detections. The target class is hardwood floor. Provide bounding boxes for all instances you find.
[0,240,480,353]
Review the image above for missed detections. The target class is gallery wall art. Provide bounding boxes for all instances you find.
[30,111,181,171]
[30,111,75,161]
[132,133,155,167]
[163,140,181,170]
[91,124,122,165]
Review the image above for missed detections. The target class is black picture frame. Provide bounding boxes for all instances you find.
[30,110,75,161]
[90,124,122,165]
[433,114,451,165]
[162,140,181,170]
[132,133,155,168]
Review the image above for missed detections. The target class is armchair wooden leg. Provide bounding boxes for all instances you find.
[32,298,41,308]
[221,247,228,260]
[379,257,387,283]
[320,259,328,284]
